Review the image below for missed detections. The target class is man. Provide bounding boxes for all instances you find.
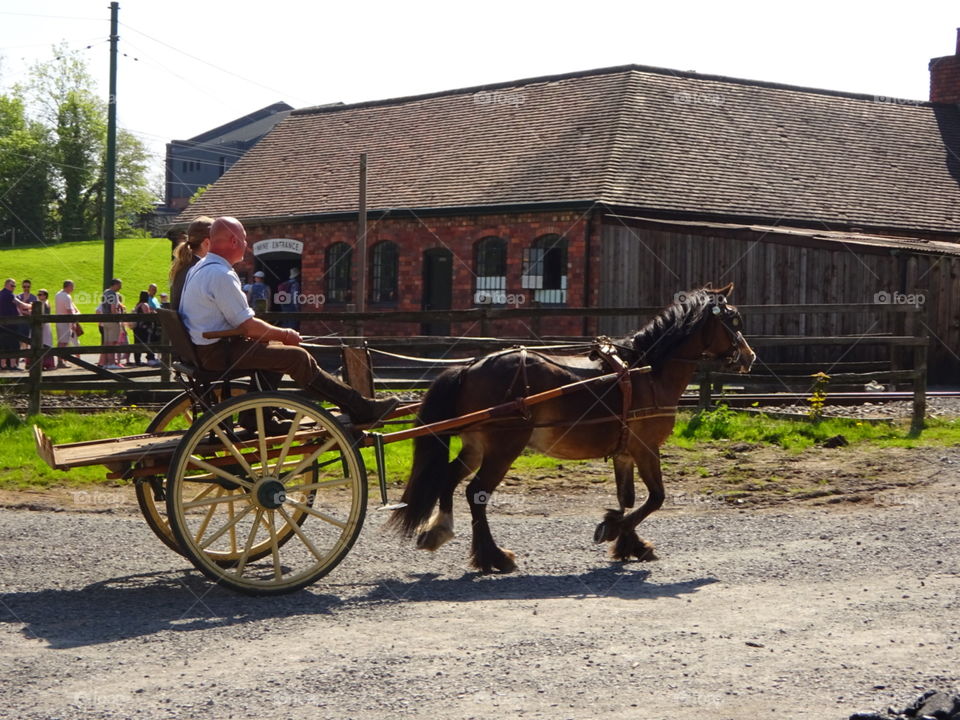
[180,216,397,423]
[99,278,123,369]
[0,279,30,370]
[147,283,161,311]
[247,270,270,311]
[277,267,301,330]
[55,280,81,368]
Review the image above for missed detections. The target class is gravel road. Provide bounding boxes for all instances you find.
[1,465,959,720]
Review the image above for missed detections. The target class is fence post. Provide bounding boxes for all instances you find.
[911,297,928,434]
[27,301,43,415]
[698,367,712,410]
[158,316,172,385]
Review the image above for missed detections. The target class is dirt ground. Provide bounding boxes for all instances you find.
[1,441,959,719]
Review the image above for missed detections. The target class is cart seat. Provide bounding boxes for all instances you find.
[157,308,249,385]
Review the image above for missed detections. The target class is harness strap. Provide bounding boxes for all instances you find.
[592,338,633,457]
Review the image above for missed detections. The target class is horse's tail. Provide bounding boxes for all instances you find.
[387,367,463,536]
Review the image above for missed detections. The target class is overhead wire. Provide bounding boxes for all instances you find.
[118,21,311,105]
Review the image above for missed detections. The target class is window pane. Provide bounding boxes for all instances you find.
[371,242,398,303]
[524,235,567,304]
[474,237,507,304]
[326,243,352,303]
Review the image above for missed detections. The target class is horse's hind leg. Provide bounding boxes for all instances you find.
[611,446,663,562]
[614,455,635,509]
[593,455,636,543]
[416,442,481,551]
[465,431,528,573]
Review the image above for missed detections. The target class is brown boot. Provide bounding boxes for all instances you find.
[306,371,399,424]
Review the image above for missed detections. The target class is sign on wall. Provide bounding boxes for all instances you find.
[252,238,304,256]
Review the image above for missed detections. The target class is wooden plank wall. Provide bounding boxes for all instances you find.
[598,224,960,381]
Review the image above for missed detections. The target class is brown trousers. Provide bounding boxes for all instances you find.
[194,337,320,388]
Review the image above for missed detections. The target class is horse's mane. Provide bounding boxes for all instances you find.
[620,288,717,368]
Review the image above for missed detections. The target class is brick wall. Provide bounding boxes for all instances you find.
[930,30,960,103]
[239,209,598,340]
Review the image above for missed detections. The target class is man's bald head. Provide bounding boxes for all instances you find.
[209,216,247,263]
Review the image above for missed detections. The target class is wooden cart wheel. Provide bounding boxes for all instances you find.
[165,392,367,595]
[136,382,251,558]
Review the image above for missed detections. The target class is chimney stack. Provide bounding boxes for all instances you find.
[930,28,960,103]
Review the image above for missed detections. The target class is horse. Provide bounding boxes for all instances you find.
[388,284,756,573]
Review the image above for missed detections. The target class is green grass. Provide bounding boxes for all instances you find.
[2,236,172,346]
[0,406,156,489]
[2,404,957,492]
[670,405,960,451]
[0,409,578,491]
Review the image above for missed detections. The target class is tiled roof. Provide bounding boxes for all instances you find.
[181,65,960,235]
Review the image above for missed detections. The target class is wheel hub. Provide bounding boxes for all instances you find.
[256,478,287,509]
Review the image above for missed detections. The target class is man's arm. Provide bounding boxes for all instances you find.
[237,316,300,345]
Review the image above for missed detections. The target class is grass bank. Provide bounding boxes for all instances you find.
[1,236,172,347]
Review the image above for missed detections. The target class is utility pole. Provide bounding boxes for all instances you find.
[103,1,119,290]
[357,153,368,315]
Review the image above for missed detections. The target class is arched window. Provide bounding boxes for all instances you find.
[522,234,567,305]
[473,236,507,305]
[370,241,399,304]
[325,242,352,304]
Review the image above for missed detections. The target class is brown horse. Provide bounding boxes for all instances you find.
[388,284,755,572]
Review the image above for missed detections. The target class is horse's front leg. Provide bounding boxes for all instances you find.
[592,453,637,542]
[609,446,663,562]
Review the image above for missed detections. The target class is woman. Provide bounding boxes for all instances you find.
[35,289,56,371]
[132,290,154,365]
[169,216,213,311]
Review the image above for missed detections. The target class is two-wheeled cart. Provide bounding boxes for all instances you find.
[33,312,648,595]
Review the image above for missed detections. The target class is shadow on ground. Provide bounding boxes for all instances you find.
[0,565,717,649]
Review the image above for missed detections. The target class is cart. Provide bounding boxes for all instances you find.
[33,311,648,595]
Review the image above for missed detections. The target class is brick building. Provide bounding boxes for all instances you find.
[179,32,960,377]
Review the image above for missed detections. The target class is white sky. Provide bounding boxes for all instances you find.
[0,0,957,189]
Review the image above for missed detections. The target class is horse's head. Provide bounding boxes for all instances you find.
[698,283,756,373]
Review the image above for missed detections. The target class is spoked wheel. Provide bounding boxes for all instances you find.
[165,392,367,595]
[136,382,251,558]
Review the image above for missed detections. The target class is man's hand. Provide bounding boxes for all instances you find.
[280,328,301,346]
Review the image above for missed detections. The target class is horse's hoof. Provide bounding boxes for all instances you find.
[594,521,616,543]
[495,549,517,573]
[415,526,454,551]
[634,540,658,562]
[594,508,624,543]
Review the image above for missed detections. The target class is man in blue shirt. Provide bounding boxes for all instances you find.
[180,217,397,424]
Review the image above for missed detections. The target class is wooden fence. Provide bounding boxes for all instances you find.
[0,301,928,429]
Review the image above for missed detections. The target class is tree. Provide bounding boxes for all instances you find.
[0,93,52,245]
[18,45,155,241]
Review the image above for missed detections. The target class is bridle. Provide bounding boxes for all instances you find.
[702,298,748,367]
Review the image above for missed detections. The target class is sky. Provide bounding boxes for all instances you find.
[0,0,957,192]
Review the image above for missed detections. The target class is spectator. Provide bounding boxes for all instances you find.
[116,302,131,366]
[147,283,161,311]
[277,267,301,330]
[35,289,56,371]
[247,270,270,312]
[0,279,30,370]
[99,278,123,369]
[54,280,81,368]
[159,292,170,309]
[133,290,159,366]
[16,279,37,365]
